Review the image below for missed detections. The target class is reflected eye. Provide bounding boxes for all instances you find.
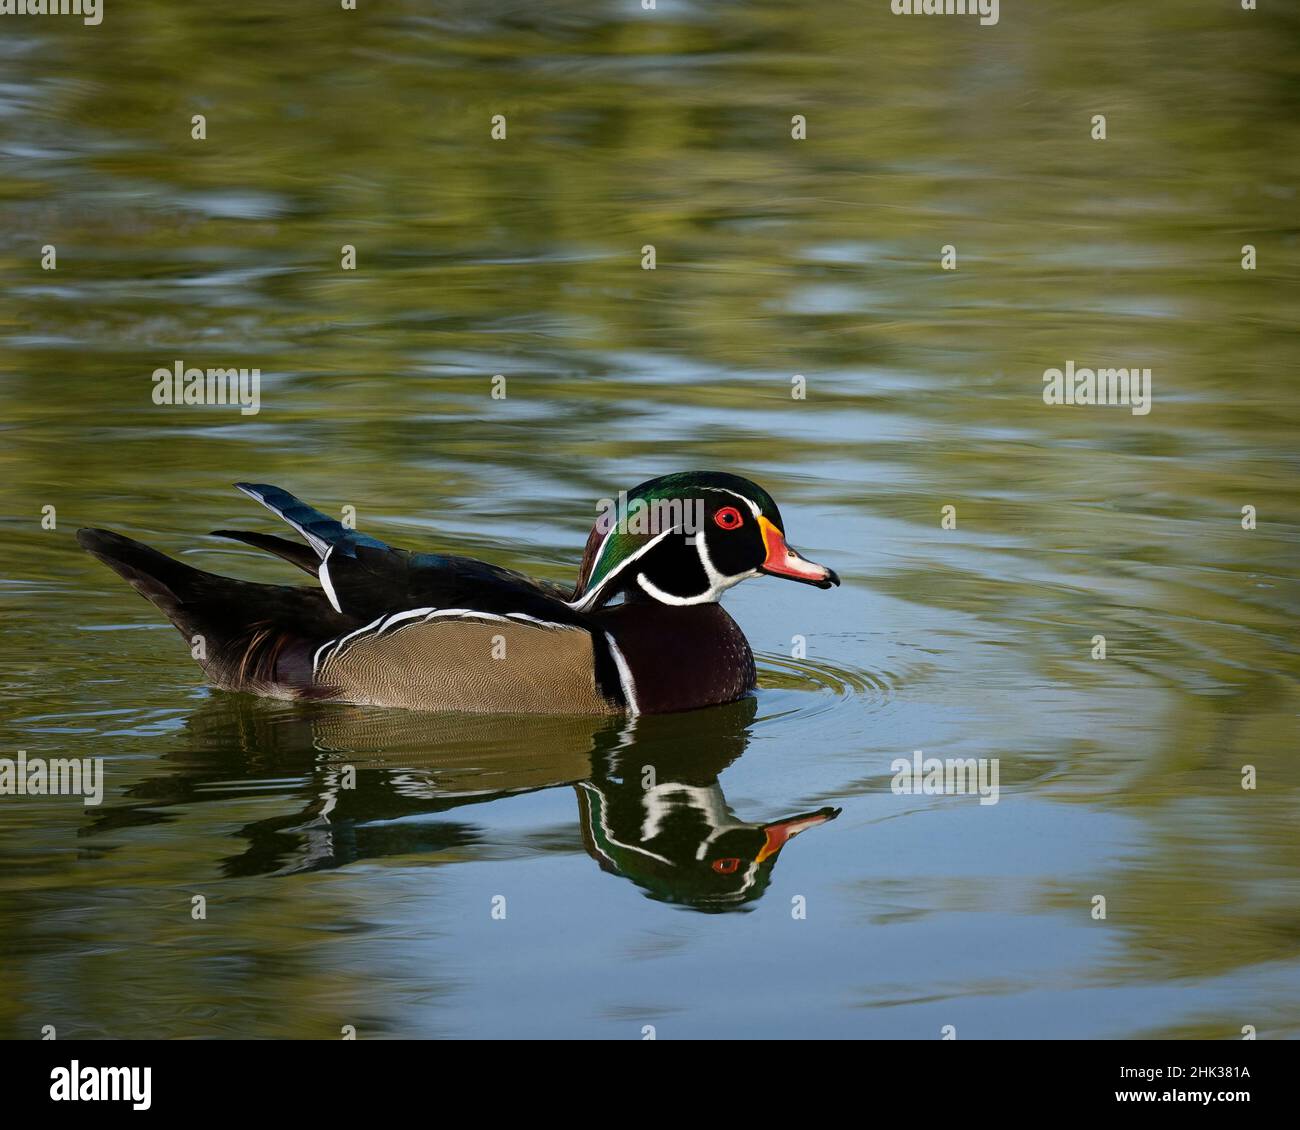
[711,858,741,874]
[713,506,743,530]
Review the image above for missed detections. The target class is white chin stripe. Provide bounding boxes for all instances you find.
[632,525,758,606]
[635,572,718,606]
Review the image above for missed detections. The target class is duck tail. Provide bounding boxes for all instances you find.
[77,527,332,690]
[77,528,208,631]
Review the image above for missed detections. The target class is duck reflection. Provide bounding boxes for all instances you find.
[87,694,837,911]
[575,709,838,909]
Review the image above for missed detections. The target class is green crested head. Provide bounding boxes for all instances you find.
[569,470,839,609]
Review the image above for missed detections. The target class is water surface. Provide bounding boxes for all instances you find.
[1,1,1298,1039]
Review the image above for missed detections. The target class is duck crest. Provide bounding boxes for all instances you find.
[571,478,703,608]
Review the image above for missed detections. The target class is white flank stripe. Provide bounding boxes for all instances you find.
[505,612,559,626]
[312,606,572,680]
[311,639,336,675]
[378,607,436,633]
[312,611,387,677]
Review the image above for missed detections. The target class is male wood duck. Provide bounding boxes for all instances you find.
[77,471,839,715]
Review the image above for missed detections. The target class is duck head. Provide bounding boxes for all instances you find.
[576,702,842,910]
[570,471,839,609]
[578,784,841,910]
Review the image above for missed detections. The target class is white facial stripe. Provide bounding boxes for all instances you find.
[634,569,756,606]
[711,487,762,518]
[632,526,758,606]
[584,523,620,593]
[578,782,672,866]
[735,860,762,895]
[642,783,727,842]
[569,525,679,611]
[694,808,751,860]
[694,527,727,591]
[573,486,764,609]
[635,572,704,606]
[581,485,771,609]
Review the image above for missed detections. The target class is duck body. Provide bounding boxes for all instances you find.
[302,599,754,715]
[78,472,836,716]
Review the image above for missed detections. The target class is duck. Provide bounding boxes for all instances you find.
[77,470,839,715]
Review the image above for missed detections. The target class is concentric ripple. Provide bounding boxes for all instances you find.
[753,651,898,725]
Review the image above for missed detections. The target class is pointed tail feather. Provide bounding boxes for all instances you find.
[234,482,389,559]
[77,528,206,631]
[210,529,320,575]
[77,527,343,690]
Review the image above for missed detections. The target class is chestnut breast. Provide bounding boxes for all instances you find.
[595,602,756,714]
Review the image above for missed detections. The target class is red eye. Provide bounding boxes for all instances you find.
[713,506,743,530]
[712,858,741,874]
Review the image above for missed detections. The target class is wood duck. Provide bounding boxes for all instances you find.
[77,471,839,715]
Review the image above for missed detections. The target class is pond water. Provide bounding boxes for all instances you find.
[1,1,1297,1039]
